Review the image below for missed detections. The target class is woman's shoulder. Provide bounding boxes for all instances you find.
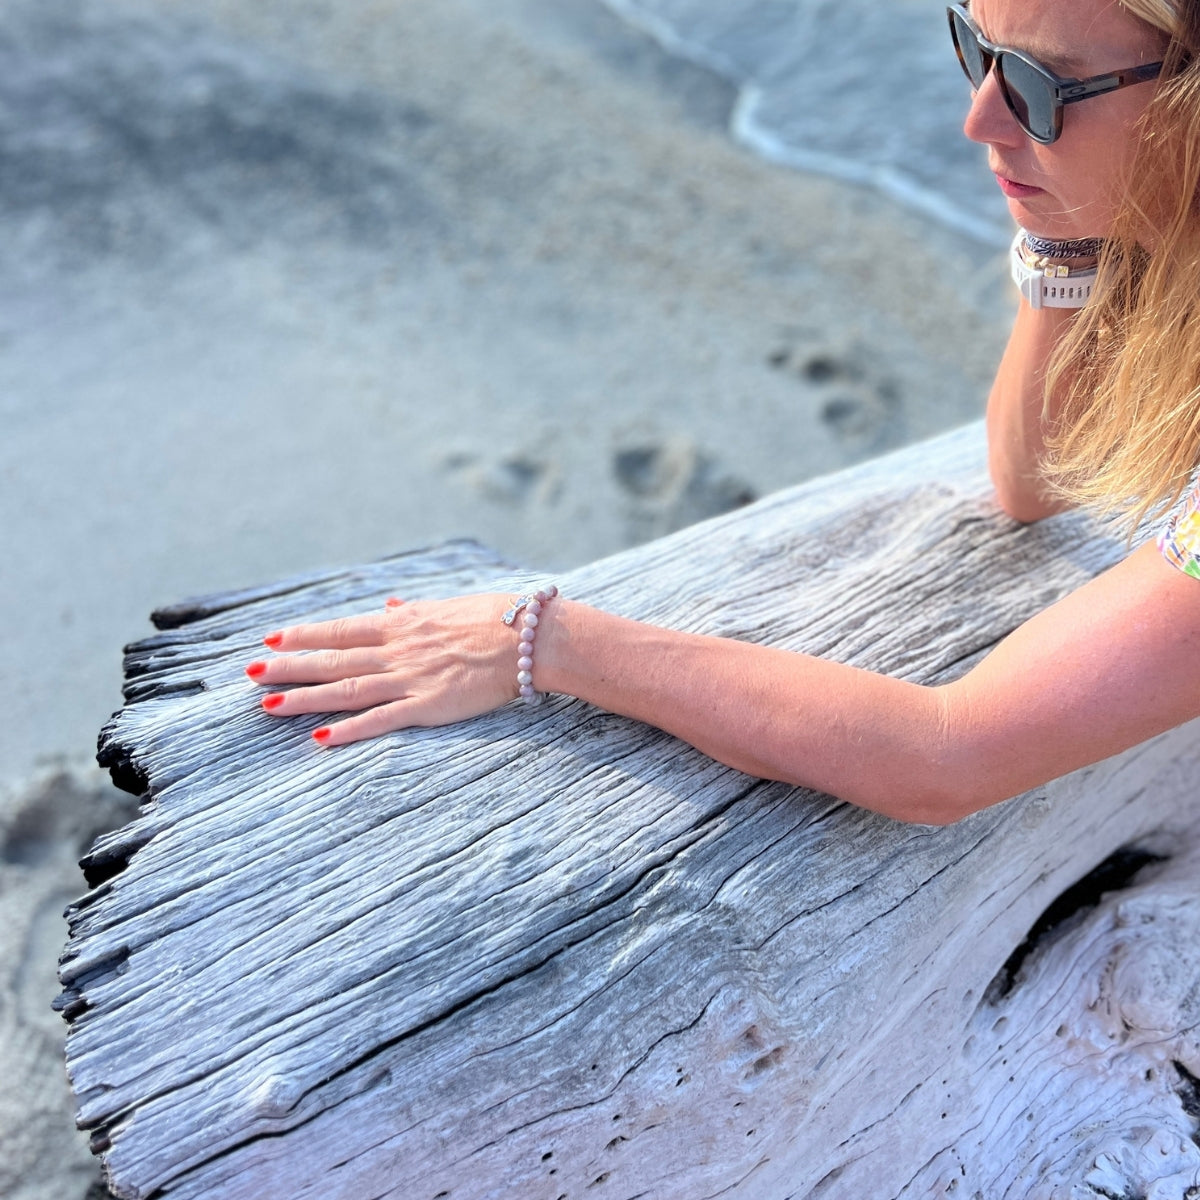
[1158,476,1200,580]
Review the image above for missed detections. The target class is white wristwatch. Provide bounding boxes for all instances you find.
[1010,230,1098,310]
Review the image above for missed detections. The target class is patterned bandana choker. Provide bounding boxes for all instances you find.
[1022,232,1106,260]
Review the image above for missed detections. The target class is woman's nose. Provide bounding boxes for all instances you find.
[962,67,1024,148]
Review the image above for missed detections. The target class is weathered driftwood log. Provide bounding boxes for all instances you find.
[61,421,1200,1200]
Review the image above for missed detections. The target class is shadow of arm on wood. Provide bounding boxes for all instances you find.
[60,422,1200,1200]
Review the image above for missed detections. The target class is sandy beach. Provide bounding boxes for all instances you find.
[0,0,1015,1193]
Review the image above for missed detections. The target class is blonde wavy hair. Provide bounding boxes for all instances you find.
[1044,0,1200,532]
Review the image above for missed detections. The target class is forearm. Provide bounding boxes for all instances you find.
[534,544,1200,828]
[986,300,1080,522]
[538,601,957,824]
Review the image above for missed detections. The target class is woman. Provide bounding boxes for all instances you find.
[247,0,1200,825]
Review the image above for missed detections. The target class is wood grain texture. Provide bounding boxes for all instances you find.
[60,422,1200,1200]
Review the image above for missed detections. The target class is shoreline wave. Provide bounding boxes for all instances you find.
[600,0,1012,247]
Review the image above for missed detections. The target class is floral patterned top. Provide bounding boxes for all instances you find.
[1158,478,1200,580]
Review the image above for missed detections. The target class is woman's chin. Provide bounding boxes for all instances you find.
[1007,196,1110,242]
[1007,196,1057,237]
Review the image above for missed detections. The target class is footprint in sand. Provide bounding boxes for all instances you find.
[767,342,902,446]
[612,437,756,543]
[440,450,560,506]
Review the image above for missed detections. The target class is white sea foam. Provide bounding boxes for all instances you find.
[601,0,1012,246]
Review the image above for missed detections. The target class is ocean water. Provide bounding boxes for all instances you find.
[600,0,1012,245]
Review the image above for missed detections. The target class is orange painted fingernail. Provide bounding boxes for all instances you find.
[262,694,286,711]
[385,597,404,608]
[312,727,332,744]
[264,632,284,649]
[245,662,267,679]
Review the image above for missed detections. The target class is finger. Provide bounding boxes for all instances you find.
[259,672,411,717]
[312,699,418,747]
[247,646,388,687]
[263,613,390,653]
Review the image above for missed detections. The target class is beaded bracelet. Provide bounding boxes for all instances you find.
[502,585,559,705]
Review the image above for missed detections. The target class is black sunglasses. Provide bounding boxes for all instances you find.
[947,3,1163,144]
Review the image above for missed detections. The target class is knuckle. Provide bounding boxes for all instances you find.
[384,604,415,635]
[318,648,355,680]
[375,699,411,733]
[329,617,355,643]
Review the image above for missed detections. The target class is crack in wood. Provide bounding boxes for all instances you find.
[1173,1060,1200,1126]
[984,845,1168,1004]
[122,678,207,705]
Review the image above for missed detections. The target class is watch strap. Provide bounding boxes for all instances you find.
[1010,229,1098,310]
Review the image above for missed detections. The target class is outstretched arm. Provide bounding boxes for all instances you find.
[538,543,1200,822]
[248,543,1200,826]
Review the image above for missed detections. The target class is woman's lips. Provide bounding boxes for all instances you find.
[995,173,1045,198]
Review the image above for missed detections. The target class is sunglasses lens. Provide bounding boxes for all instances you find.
[950,10,988,87]
[997,53,1057,141]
